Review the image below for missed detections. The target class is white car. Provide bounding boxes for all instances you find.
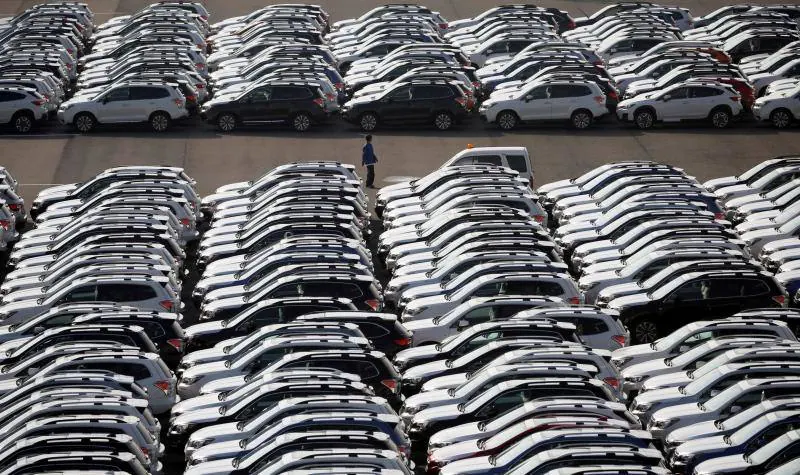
[480,80,608,130]
[749,58,800,96]
[617,81,742,129]
[58,82,188,133]
[752,82,800,129]
[0,87,49,133]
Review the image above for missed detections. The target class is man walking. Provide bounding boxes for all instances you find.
[362,134,377,188]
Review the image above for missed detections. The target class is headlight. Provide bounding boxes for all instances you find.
[403,404,428,417]
[651,417,678,430]
[188,438,211,449]
[672,452,694,465]
[634,402,651,413]
[408,421,427,433]
[170,423,189,434]
[626,375,645,384]
[181,375,201,385]
[406,306,427,316]
[612,356,632,368]
[200,310,215,321]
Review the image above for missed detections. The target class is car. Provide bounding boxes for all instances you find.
[341,80,471,131]
[58,82,190,133]
[753,81,800,128]
[480,80,608,129]
[0,86,49,132]
[693,429,800,474]
[511,307,629,350]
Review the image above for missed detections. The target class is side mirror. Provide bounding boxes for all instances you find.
[457,320,470,330]
[524,95,533,102]
[729,405,743,414]
[486,50,494,55]
[678,344,690,353]
[33,326,45,335]
[662,95,672,102]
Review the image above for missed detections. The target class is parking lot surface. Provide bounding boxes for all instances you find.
[0,0,798,200]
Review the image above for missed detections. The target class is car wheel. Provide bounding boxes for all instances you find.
[11,112,33,133]
[496,110,517,130]
[571,109,592,129]
[710,108,732,128]
[359,112,378,131]
[150,112,171,132]
[771,108,793,129]
[632,318,658,344]
[634,109,655,129]
[292,112,312,132]
[73,112,96,133]
[433,112,453,131]
[217,113,237,132]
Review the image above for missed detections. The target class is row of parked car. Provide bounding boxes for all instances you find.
[172,164,420,474]
[3,2,800,134]
[540,159,790,344]
[0,165,205,473]
[616,310,800,474]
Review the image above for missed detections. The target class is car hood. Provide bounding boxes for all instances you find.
[422,372,468,391]
[172,406,223,428]
[612,344,652,362]
[172,392,222,417]
[414,403,461,424]
[641,372,692,392]
[394,345,439,366]
[343,93,382,108]
[403,357,447,379]
[651,402,701,424]
[667,420,719,446]
[439,455,492,474]
[674,434,728,458]
[633,385,683,407]
[622,357,671,380]
[180,360,228,382]
[608,293,649,309]
[34,184,77,202]
[185,320,224,339]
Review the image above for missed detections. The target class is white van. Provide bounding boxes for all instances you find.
[441,146,533,186]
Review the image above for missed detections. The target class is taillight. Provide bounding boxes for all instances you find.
[472,80,481,88]
[608,91,619,99]
[381,379,399,393]
[186,95,197,102]
[773,295,787,305]
[438,23,448,29]
[180,218,191,227]
[533,215,545,223]
[568,296,581,305]
[365,299,380,311]
[714,212,725,220]
[201,15,208,20]
[154,380,171,394]
[167,338,184,352]
[568,19,576,29]
[195,83,205,89]
[195,62,205,69]
[159,299,174,310]
[140,446,150,458]
[31,100,44,106]
[604,377,620,389]
[612,334,627,346]
[334,82,344,90]
[7,204,20,211]
[326,93,336,101]
[393,337,411,347]
[174,98,184,107]
[454,96,467,108]
[594,95,605,104]
[0,220,9,230]
[730,96,740,102]
[313,97,325,107]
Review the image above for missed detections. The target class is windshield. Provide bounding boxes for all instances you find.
[704,382,749,411]
[653,322,700,351]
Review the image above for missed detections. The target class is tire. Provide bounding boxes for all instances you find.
[11,112,34,133]
[632,318,659,344]
[634,109,655,129]
[359,112,378,131]
[709,107,732,129]
[770,108,793,129]
[496,110,518,130]
[73,112,96,133]
[150,111,171,132]
[217,113,237,132]
[433,111,454,131]
[291,112,312,132]
[571,109,593,129]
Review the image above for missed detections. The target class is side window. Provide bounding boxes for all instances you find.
[388,86,411,100]
[668,87,689,100]
[358,322,390,339]
[412,85,450,100]
[103,87,130,102]
[97,284,156,302]
[249,307,284,328]
[475,390,528,418]
[272,87,312,101]
[453,306,496,328]
[505,280,565,296]
[505,155,529,174]
[130,86,169,100]
[352,361,380,379]
[742,279,770,297]
[41,313,77,329]
[469,155,503,166]
[550,85,591,98]
[507,41,528,54]
[527,86,549,100]
[497,305,534,319]
[668,280,704,301]
[246,88,271,103]
[269,283,303,298]
[60,285,97,303]
[472,282,502,297]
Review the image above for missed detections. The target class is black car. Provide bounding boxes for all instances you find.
[611,270,788,342]
[296,311,412,357]
[341,80,471,131]
[73,311,185,367]
[201,82,330,132]
[184,297,359,351]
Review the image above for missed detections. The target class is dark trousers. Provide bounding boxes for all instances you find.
[366,164,375,187]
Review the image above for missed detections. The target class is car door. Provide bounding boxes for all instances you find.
[268,86,307,122]
[129,86,168,122]
[703,278,748,317]
[380,85,412,122]
[96,86,131,122]
[687,86,722,119]
[238,86,272,123]
[517,85,551,121]
[659,86,690,121]
[0,91,19,123]
[791,90,800,118]
[549,84,592,120]
[657,279,706,330]
[409,85,445,122]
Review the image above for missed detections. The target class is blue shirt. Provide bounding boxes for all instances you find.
[362,143,377,166]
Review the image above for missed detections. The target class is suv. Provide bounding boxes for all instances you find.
[58,82,188,133]
[341,80,471,131]
[753,82,800,129]
[201,82,330,132]
[0,87,49,133]
[617,81,743,129]
[480,80,608,129]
